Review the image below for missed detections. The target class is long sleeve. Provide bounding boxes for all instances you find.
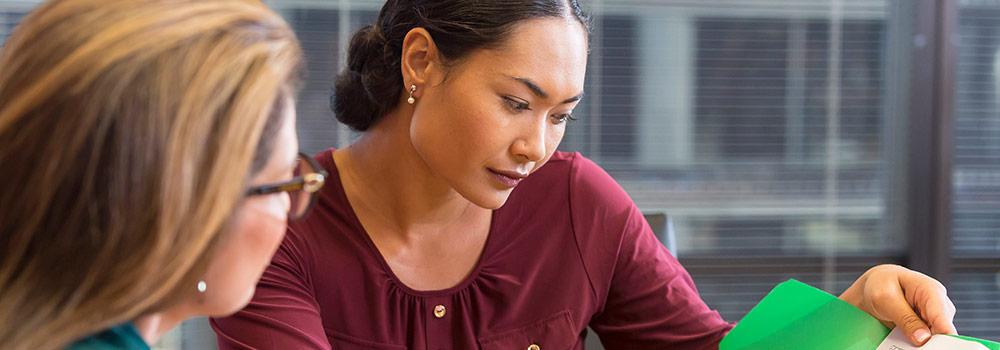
[568,155,733,350]
[210,226,331,350]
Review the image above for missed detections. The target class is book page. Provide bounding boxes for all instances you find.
[876,328,989,350]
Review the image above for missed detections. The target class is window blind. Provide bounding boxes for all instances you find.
[952,0,1000,340]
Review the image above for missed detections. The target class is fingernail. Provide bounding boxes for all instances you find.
[915,329,931,343]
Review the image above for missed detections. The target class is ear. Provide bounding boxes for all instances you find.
[400,27,443,97]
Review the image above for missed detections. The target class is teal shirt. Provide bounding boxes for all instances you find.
[67,323,150,350]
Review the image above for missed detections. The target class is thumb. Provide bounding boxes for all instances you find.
[873,291,933,345]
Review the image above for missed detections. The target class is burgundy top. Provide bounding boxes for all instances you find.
[211,150,733,349]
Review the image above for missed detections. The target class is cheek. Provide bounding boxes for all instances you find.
[411,87,507,167]
[234,204,288,263]
[198,200,288,315]
[546,125,565,152]
[229,199,288,267]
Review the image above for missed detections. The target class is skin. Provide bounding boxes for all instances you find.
[134,100,300,343]
[335,18,586,292]
[340,17,952,347]
[839,264,958,345]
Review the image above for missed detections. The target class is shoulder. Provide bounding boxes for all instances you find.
[296,147,348,245]
[66,324,149,350]
[509,151,632,221]
[278,147,374,283]
[525,151,628,199]
[531,151,635,227]
[526,152,640,296]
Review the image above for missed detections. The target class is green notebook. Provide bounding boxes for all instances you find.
[720,279,1000,350]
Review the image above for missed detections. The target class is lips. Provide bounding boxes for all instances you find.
[488,168,528,188]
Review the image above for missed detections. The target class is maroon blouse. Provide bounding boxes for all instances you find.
[211,150,733,349]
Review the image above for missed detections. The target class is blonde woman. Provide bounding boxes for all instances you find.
[0,0,324,349]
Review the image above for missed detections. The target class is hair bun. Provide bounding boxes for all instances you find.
[345,25,382,73]
[332,24,399,131]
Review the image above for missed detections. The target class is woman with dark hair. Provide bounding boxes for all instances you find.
[212,0,957,348]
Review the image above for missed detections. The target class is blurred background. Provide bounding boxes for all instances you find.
[2,0,998,347]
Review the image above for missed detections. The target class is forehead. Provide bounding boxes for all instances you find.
[456,18,588,96]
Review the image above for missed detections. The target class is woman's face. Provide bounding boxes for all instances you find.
[410,18,588,209]
[193,101,299,316]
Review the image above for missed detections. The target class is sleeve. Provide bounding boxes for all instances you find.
[210,225,332,350]
[568,154,734,350]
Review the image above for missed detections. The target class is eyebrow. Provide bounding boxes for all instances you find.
[510,76,584,104]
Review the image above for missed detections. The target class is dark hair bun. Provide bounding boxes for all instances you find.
[332,24,402,131]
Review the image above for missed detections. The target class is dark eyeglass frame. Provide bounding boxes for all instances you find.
[246,152,328,220]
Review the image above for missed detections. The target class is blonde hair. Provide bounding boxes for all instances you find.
[0,0,302,348]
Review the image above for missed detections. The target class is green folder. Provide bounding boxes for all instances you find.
[720,279,1000,350]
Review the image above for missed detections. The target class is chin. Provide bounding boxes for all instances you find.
[449,175,516,209]
[464,188,514,210]
[478,198,507,210]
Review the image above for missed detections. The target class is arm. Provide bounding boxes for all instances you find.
[210,226,331,350]
[568,155,732,350]
[587,205,732,350]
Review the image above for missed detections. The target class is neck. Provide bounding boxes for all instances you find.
[337,111,484,238]
[132,307,187,345]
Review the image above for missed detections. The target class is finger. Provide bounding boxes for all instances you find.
[919,289,957,335]
[899,271,958,335]
[869,285,932,345]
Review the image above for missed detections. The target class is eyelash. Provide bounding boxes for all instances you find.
[552,113,577,124]
[501,96,577,124]
[502,96,531,111]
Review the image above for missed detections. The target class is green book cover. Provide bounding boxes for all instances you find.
[720,279,1000,350]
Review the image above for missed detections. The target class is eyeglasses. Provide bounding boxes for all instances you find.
[246,152,328,220]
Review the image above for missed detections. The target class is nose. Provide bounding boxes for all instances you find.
[511,116,546,163]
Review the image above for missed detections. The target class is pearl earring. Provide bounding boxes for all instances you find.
[197,280,207,293]
[406,84,417,104]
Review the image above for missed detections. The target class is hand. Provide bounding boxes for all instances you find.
[839,264,957,346]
